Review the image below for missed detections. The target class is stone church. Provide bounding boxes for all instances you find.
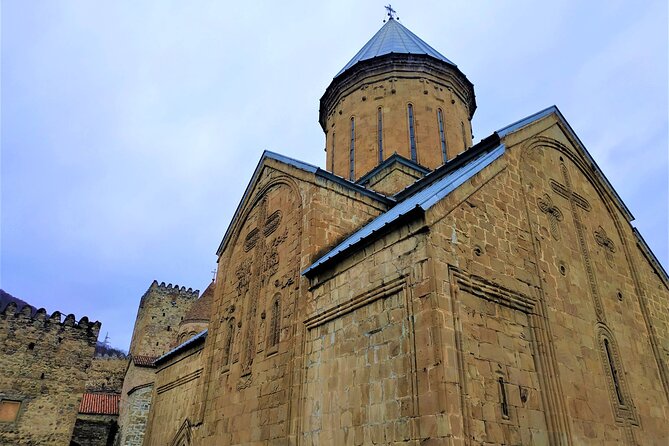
[117,15,669,446]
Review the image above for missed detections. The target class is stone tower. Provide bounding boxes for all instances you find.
[320,16,476,182]
[117,281,199,446]
[128,281,199,358]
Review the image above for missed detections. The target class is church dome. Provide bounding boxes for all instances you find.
[335,17,456,78]
[320,16,476,183]
[175,281,214,346]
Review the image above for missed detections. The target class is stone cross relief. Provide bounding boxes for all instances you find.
[550,162,606,322]
[537,193,563,240]
[551,162,639,440]
[237,196,282,377]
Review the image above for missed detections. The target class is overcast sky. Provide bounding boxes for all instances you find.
[2,1,667,350]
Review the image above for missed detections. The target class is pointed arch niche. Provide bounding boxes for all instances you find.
[596,324,639,426]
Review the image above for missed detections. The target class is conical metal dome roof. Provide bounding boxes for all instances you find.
[336,18,455,77]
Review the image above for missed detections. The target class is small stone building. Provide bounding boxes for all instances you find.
[71,393,121,446]
[0,302,100,445]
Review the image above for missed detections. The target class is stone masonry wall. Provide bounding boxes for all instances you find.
[196,162,389,445]
[304,219,430,444]
[423,116,669,444]
[143,345,204,445]
[71,414,118,446]
[0,302,100,445]
[86,357,129,393]
[116,364,155,446]
[119,384,152,446]
[325,72,473,180]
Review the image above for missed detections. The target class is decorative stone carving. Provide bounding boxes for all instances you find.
[537,193,564,240]
[551,163,604,322]
[235,259,252,294]
[594,226,616,266]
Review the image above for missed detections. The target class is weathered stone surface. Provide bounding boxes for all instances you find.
[86,357,128,393]
[0,304,99,445]
[71,414,118,446]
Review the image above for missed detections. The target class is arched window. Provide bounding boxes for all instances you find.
[349,117,355,180]
[407,104,417,161]
[437,108,447,162]
[377,107,384,162]
[222,318,235,366]
[604,339,624,404]
[596,325,638,425]
[461,121,467,149]
[268,295,281,349]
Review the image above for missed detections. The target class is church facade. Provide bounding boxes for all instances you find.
[125,17,669,445]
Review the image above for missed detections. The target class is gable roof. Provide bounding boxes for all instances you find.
[355,153,431,187]
[216,151,393,256]
[79,393,120,415]
[302,105,657,277]
[132,355,157,368]
[302,143,505,276]
[155,329,208,366]
[496,105,633,221]
[336,18,455,77]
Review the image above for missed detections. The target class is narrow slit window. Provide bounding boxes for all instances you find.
[461,121,467,149]
[408,104,417,161]
[349,117,355,180]
[330,131,335,172]
[377,107,383,162]
[223,318,235,366]
[438,109,447,162]
[269,297,281,348]
[604,338,625,405]
[498,377,509,418]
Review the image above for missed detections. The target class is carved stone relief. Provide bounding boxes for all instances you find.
[537,193,564,240]
[594,226,616,267]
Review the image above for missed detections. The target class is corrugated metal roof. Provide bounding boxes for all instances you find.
[155,329,208,365]
[303,144,505,275]
[336,18,455,77]
[79,393,120,415]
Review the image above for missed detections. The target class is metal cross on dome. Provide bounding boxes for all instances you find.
[385,4,397,20]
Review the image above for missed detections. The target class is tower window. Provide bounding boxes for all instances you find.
[349,117,355,180]
[331,131,335,172]
[377,107,383,162]
[408,104,417,161]
[461,121,467,149]
[438,109,447,162]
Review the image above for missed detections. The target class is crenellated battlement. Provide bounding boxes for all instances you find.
[129,280,201,358]
[140,279,199,301]
[0,301,101,339]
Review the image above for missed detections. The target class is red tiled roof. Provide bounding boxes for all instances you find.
[79,393,120,415]
[132,355,157,367]
[181,281,214,324]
